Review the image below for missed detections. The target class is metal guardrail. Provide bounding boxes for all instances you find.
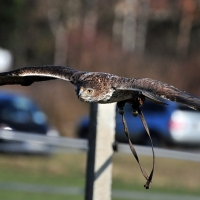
[0,129,87,150]
[0,129,200,199]
[117,143,200,162]
[0,129,88,154]
[0,129,200,162]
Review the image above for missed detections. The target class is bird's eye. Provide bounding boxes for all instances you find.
[87,89,93,95]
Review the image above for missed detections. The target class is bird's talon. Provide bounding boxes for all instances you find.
[132,110,138,117]
[118,109,124,115]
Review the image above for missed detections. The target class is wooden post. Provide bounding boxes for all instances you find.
[85,103,116,200]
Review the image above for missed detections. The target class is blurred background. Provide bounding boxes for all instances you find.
[1,0,200,138]
[0,0,200,199]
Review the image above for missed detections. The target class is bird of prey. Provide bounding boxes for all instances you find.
[1,65,200,189]
[1,65,200,109]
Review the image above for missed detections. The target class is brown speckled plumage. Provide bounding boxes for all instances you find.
[0,65,200,110]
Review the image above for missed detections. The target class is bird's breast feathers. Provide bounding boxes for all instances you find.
[97,89,134,103]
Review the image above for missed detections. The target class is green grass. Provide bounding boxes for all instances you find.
[0,152,199,199]
[0,153,86,187]
[0,190,83,200]
[0,153,86,200]
[112,153,200,195]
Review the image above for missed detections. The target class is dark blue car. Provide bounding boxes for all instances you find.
[76,100,197,146]
[0,90,49,134]
[115,101,175,146]
[0,90,60,153]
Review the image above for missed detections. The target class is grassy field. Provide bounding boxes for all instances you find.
[0,152,199,199]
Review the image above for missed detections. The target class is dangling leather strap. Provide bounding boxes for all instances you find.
[138,108,155,189]
[117,102,155,189]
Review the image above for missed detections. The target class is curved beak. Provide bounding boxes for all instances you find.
[77,87,83,99]
[78,91,81,99]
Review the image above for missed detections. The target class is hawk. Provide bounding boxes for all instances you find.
[1,65,200,189]
[1,65,200,109]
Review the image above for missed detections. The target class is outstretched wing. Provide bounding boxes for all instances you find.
[116,78,200,111]
[0,66,78,86]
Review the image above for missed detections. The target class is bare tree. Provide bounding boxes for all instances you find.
[135,0,149,54]
[176,0,196,57]
[113,0,149,53]
[82,0,98,44]
[47,0,81,65]
[122,0,137,52]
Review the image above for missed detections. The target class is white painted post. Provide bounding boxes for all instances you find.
[85,103,116,200]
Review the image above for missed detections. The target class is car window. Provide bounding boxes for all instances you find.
[0,96,41,124]
[142,101,166,112]
[0,102,32,124]
[12,96,35,111]
[177,105,195,111]
[122,100,166,113]
[0,93,48,133]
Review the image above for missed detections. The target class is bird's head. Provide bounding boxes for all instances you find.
[76,86,97,102]
[74,72,116,103]
[76,84,115,103]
